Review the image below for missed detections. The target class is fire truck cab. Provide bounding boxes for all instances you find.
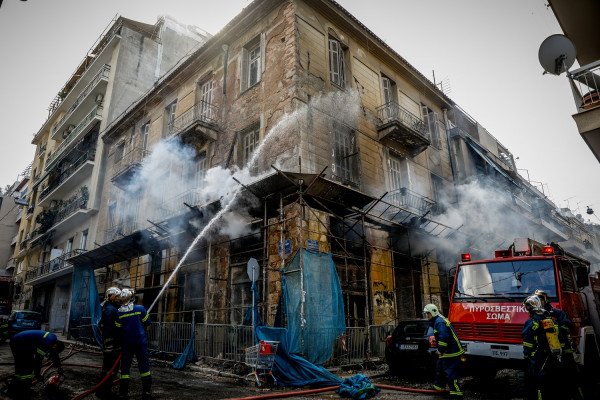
[449,238,600,377]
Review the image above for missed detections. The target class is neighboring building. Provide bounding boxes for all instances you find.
[11,15,209,332]
[547,0,600,162]
[0,165,31,315]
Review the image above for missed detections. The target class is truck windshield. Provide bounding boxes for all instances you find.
[454,259,556,301]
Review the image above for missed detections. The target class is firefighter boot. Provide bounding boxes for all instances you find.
[141,375,153,400]
[118,379,130,400]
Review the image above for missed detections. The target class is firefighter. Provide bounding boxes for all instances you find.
[116,288,152,400]
[5,330,65,400]
[533,289,584,400]
[424,303,465,399]
[96,286,122,399]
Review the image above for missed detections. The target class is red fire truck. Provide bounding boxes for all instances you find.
[448,238,600,379]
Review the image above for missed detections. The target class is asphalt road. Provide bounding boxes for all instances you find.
[0,342,537,400]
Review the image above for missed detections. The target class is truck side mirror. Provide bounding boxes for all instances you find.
[575,265,590,288]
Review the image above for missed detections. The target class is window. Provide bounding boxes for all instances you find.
[80,230,88,251]
[199,80,213,121]
[381,75,398,120]
[197,151,207,188]
[242,37,262,91]
[108,202,117,228]
[141,122,150,150]
[164,100,177,137]
[421,105,440,148]
[430,174,446,214]
[331,122,359,186]
[329,37,346,88]
[241,129,259,167]
[65,237,73,254]
[389,154,405,205]
[114,142,125,162]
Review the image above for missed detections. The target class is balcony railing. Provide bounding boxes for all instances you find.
[54,194,88,226]
[377,102,429,138]
[46,105,103,169]
[166,100,219,139]
[39,149,95,202]
[104,220,140,244]
[570,60,600,111]
[25,249,85,282]
[112,147,149,181]
[52,64,111,136]
[376,102,430,156]
[387,187,435,216]
[155,188,204,220]
[15,208,23,222]
[10,234,18,246]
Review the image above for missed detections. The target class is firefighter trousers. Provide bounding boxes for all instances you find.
[434,356,463,398]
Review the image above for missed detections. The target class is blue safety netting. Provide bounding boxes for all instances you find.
[282,250,346,365]
[172,324,197,370]
[69,265,102,345]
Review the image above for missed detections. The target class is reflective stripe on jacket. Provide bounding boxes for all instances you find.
[430,315,464,358]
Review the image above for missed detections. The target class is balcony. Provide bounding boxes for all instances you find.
[38,149,96,207]
[25,249,85,285]
[386,187,435,216]
[10,234,18,247]
[111,148,149,190]
[376,102,431,156]
[15,208,23,223]
[165,100,219,145]
[155,188,204,221]
[569,61,600,162]
[51,65,110,141]
[46,105,103,171]
[104,221,140,244]
[48,191,97,234]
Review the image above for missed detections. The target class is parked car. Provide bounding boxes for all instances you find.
[4,310,42,338]
[385,319,437,375]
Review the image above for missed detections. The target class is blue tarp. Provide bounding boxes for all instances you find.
[282,250,346,365]
[172,325,197,370]
[69,265,102,345]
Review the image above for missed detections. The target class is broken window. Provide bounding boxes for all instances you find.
[164,100,177,137]
[331,122,359,187]
[329,37,346,88]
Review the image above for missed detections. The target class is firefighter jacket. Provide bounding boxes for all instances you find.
[99,300,121,351]
[10,330,61,374]
[522,312,553,360]
[429,315,465,358]
[547,305,572,349]
[116,304,151,346]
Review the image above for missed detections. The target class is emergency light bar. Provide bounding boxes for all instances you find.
[461,253,471,262]
[541,245,554,255]
[495,249,512,258]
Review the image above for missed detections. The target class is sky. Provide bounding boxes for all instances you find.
[0,0,598,223]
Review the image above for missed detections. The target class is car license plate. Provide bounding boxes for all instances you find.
[399,344,419,350]
[491,349,509,359]
[20,320,36,326]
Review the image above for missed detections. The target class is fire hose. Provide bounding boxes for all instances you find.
[227,384,448,399]
[70,353,122,400]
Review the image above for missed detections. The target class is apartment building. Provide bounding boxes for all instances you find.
[547,0,600,163]
[11,16,209,332]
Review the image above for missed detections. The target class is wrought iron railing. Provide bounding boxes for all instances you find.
[104,220,140,244]
[167,100,219,137]
[47,105,103,169]
[25,249,85,282]
[387,187,435,215]
[53,194,88,226]
[376,101,429,138]
[570,60,600,111]
[155,188,204,221]
[111,148,149,179]
[39,149,95,201]
[52,64,111,136]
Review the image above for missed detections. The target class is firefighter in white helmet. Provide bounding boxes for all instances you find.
[424,303,465,398]
[97,286,122,399]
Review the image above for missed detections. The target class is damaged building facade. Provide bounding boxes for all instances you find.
[7,0,600,362]
[10,16,209,331]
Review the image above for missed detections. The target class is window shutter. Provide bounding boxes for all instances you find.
[260,32,266,75]
[240,48,248,91]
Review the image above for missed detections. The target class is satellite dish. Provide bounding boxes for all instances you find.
[538,34,576,75]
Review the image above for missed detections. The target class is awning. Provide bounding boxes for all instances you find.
[68,229,159,269]
[465,139,515,184]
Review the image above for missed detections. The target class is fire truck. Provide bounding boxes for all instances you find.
[448,238,600,379]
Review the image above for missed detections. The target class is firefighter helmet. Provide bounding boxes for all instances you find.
[118,288,135,305]
[423,304,440,318]
[105,287,121,301]
[523,295,542,314]
[534,289,549,304]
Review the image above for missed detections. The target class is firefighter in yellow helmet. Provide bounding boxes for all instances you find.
[424,303,465,399]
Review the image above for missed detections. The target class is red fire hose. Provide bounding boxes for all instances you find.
[70,354,122,400]
[227,383,448,400]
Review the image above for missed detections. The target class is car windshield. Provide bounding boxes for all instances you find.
[397,321,429,337]
[15,312,40,320]
[454,259,556,301]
